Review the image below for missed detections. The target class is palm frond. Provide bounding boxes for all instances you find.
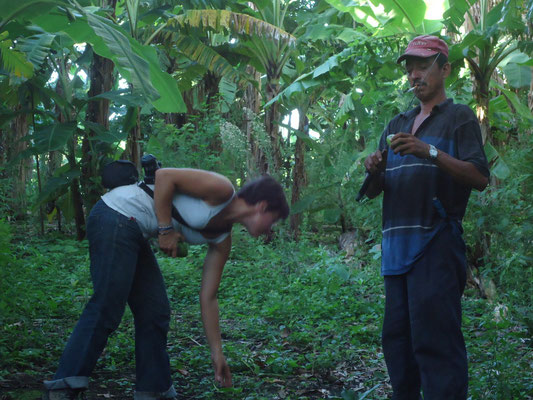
[171,10,296,47]
[175,35,243,84]
[17,30,56,68]
[0,39,34,78]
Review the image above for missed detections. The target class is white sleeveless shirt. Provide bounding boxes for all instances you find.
[101,184,233,244]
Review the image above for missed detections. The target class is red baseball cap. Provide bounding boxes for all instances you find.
[396,35,449,64]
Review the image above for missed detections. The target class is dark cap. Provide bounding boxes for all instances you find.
[396,35,449,64]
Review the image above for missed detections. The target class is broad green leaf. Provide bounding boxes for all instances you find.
[489,95,511,114]
[416,19,444,34]
[499,0,526,33]
[0,0,69,30]
[264,48,352,107]
[443,0,475,29]
[324,207,341,224]
[219,75,236,109]
[492,158,511,180]
[172,10,296,47]
[336,93,355,125]
[314,48,353,78]
[35,169,81,205]
[326,264,350,281]
[498,51,530,68]
[134,44,186,113]
[494,82,533,123]
[31,10,185,113]
[370,0,426,31]
[90,90,146,107]
[483,141,499,163]
[86,13,159,102]
[16,30,55,68]
[448,31,484,62]
[125,0,139,35]
[502,63,532,89]
[57,188,75,224]
[485,2,504,26]
[31,122,78,153]
[175,35,241,84]
[0,40,34,78]
[325,0,380,29]
[122,107,139,134]
[337,27,368,43]
[483,142,510,180]
[84,121,128,144]
[290,194,318,214]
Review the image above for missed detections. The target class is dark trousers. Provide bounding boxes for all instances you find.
[382,223,468,400]
[48,200,173,394]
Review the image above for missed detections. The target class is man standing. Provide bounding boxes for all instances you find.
[363,35,489,399]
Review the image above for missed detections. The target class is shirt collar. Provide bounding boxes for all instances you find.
[400,98,453,118]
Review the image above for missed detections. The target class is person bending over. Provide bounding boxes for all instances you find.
[43,169,289,400]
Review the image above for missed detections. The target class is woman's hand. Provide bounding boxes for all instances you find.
[212,353,232,388]
[389,132,430,159]
[158,230,185,258]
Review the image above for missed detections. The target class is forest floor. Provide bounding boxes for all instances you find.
[0,227,531,399]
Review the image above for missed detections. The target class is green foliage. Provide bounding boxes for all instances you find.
[0,223,530,398]
[0,31,34,78]
[0,1,532,396]
[145,114,224,173]
[464,135,533,311]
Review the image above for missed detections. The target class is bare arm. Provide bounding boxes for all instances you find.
[154,168,234,256]
[154,168,234,227]
[432,150,488,191]
[200,235,233,387]
[390,133,488,191]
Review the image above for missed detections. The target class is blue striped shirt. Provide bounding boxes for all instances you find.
[379,99,489,275]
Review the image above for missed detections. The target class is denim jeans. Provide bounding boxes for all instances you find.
[44,200,176,398]
[382,222,468,400]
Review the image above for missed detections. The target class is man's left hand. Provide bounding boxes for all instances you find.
[390,132,430,159]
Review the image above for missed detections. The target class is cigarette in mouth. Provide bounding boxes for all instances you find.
[405,83,421,93]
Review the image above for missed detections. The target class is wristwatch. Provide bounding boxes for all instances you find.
[428,144,438,161]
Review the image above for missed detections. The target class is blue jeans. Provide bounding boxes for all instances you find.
[44,201,176,398]
[382,222,468,400]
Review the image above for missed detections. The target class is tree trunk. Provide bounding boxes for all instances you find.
[9,107,31,218]
[290,109,308,240]
[242,66,264,177]
[67,137,86,240]
[55,62,86,239]
[81,0,116,210]
[82,48,115,210]
[472,73,491,145]
[265,78,282,174]
[527,66,533,113]
[0,128,5,166]
[125,107,142,169]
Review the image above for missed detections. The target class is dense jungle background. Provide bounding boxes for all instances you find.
[0,0,532,398]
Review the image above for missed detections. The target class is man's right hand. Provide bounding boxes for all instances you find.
[364,149,387,175]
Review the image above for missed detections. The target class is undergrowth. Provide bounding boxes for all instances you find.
[0,222,531,399]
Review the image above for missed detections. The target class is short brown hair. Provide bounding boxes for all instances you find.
[237,176,289,219]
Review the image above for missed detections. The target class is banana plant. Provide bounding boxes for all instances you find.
[324,0,441,35]
[159,5,297,173]
[444,0,532,144]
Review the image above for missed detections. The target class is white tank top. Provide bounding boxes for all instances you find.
[101,184,233,244]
